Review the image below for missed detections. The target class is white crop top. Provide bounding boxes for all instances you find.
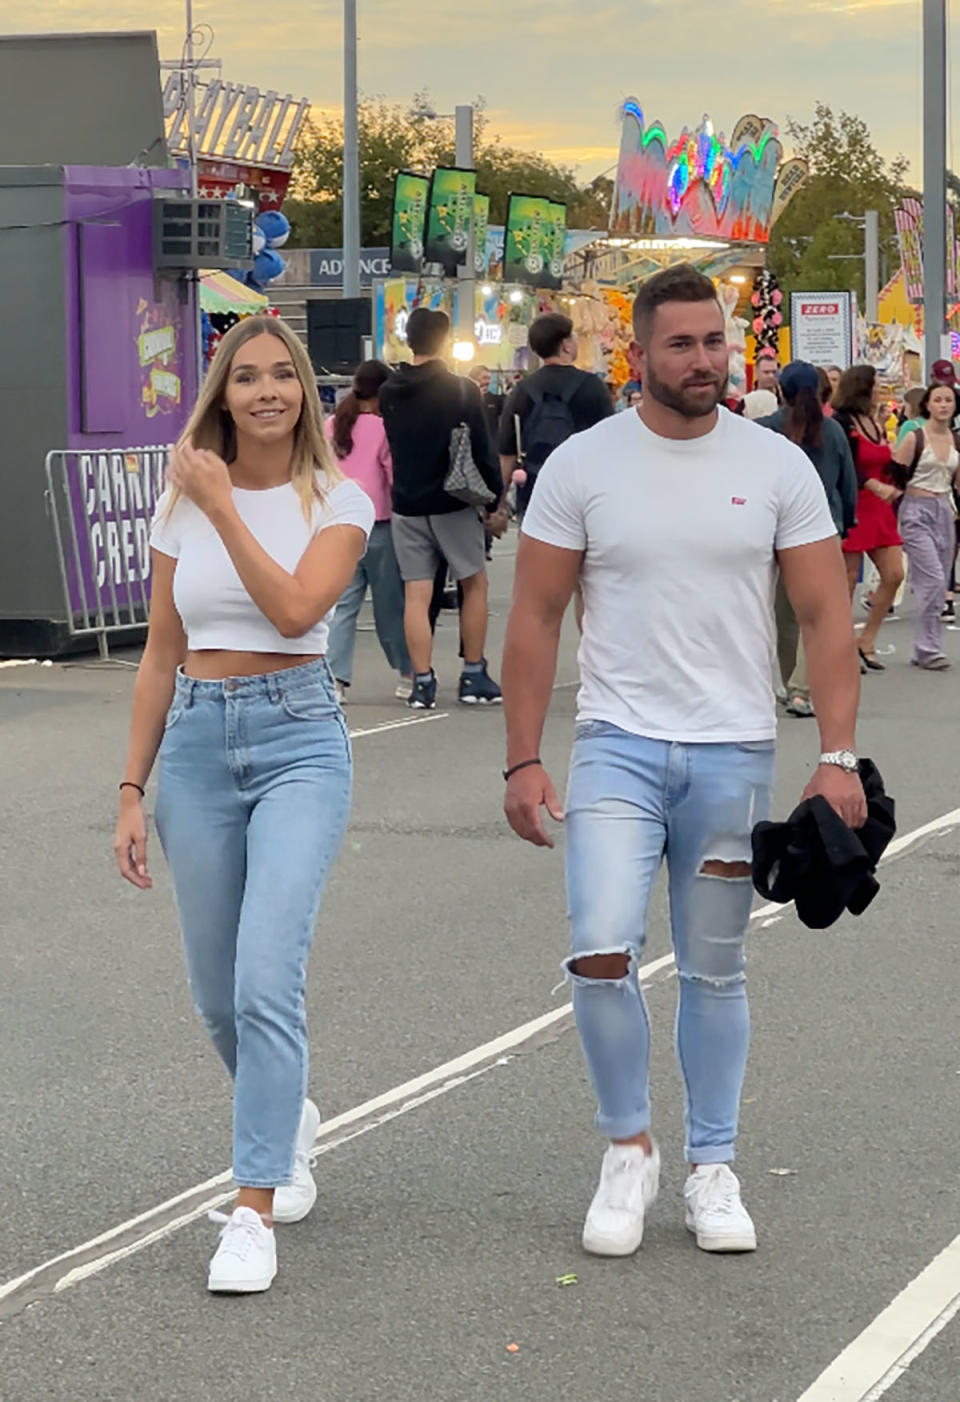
[149,476,375,654]
[911,431,959,496]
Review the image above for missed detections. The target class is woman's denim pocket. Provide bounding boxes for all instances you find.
[280,685,340,723]
[163,702,186,731]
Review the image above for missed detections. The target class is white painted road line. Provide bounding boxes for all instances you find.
[0,804,956,1324]
[795,1232,960,1401]
[348,713,449,739]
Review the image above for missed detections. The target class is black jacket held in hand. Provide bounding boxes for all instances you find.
[751,760,896,930]
[379,360,503,517]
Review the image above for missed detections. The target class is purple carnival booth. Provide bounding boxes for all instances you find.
[0,163,199,657]
[0,31,213,658]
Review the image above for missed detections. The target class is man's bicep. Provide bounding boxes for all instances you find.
[513,535,583,618]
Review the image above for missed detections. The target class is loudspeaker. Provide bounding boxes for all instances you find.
[154,199,254,270]
[307,298,371,374]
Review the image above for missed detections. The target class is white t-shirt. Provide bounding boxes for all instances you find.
[522,407,837,743]
[149,475,374,654]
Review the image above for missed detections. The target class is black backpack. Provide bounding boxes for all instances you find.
[521,375,582,468]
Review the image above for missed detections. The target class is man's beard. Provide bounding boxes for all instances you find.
[644,364,728,419]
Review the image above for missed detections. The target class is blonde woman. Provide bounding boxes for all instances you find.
[113,317,374,1294]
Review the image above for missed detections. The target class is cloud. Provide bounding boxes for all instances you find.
[0,0,949,180]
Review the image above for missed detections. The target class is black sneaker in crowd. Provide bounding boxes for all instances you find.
[458,661,502,706]
[942,599,955,621]
[407,672,437,711]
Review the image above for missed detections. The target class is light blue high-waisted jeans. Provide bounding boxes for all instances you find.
[154,658,352,1188]
[564,721,775,1164]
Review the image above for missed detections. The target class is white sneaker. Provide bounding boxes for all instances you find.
[684,1164,757,1252]
[207,1206,277,1293]
[582,1141,661,1257]
[334,682,348,705]
[273,1098,321,1224]
[395,678,413,701]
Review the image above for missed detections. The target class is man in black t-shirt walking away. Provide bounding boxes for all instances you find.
[380,308,503,711]
[498,313,614,521]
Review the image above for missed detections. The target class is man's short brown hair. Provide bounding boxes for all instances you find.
[632,264,720,343]
[528,313,574,360]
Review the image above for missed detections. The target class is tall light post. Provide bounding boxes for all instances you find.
[832,210,880,321]
[923,0,947,374]
[342,0,361,299]
[454,104,476,357]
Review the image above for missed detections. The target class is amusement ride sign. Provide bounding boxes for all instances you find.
[163,75,310,207]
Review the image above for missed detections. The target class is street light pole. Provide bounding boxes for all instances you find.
[864,209,879,323]
[184,0,198,199]
[455,104,475,351]
[342,0,361,299]
[923,0,947,374]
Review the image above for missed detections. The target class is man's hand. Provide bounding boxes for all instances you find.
[802,764,868,829]
[504,765,564,848]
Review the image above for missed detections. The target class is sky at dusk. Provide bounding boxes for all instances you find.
[4,1,958,183]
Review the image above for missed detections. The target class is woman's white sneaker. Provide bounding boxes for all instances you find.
[273,1098,321,1224]
[582,1141,661,1257]
[207,1207,277,1293]
[684,1164,757,1252]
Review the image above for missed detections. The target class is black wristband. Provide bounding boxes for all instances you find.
[119,781,145,797]
[503,758,542,782]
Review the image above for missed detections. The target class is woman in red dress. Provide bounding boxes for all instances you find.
[834,365,905,671]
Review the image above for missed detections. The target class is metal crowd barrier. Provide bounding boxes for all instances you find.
[44,446,172,662]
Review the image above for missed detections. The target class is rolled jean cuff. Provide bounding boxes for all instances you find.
[597,1110,652,1141]
[685,1142,735,1166]
[235,1175,294,1190]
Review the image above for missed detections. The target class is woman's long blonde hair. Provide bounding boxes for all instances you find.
[165,315,341,522]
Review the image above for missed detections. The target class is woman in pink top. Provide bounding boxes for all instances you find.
[325,361,412,700]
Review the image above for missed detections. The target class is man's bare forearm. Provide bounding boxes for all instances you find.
[801,608,860,753]
[502,604,563,769]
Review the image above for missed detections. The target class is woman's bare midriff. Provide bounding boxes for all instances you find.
[184,651,323,680]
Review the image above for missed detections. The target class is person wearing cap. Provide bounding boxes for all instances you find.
[758,362,858,716]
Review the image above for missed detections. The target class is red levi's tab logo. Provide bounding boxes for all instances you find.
[732,497,747,506]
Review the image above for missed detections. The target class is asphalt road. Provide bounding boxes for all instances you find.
[2,535,959,1402]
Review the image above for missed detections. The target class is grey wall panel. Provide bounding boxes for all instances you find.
[0,174,70,622]
[0,32,166,168]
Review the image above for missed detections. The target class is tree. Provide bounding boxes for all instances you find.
[767,104,911,315]
[284,94,611,248]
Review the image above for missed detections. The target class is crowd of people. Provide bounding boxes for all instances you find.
[110,265,950,1296]
[317,306,614,711]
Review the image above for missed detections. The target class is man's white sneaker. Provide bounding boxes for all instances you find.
[273,1098,321,1224]
[582,1141,661,1257]
[684,1164,757,1253]
[207,1207,277,1293]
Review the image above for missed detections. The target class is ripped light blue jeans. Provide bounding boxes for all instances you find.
[154,659,352,1189]
[564,722,774,1164]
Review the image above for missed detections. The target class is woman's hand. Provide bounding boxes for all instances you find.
[169,438,234,519]
[871,481,901,503]
[113,792,153,890]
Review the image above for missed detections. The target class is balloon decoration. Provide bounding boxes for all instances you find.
[751,268,782,356]
[227,209,291,293]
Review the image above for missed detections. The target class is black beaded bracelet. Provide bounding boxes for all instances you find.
[119,781,146,797]
[502,758,542,782]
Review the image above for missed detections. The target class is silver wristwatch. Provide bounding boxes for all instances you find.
[819,749,859,773]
